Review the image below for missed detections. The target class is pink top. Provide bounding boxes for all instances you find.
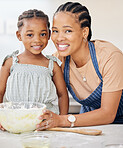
[53,40,123,100]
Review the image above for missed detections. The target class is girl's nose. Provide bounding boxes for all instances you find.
[34,35,41,42]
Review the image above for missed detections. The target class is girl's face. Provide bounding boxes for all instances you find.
[16,18,49,55]
[51,12,84,57]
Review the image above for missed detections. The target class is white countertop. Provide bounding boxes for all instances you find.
[0,124,123,148]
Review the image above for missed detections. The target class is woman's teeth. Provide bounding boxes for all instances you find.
[58,44,69,48]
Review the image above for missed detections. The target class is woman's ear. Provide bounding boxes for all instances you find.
[82,27,89,39]
[16,31,22,41]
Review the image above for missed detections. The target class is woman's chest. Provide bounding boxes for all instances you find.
[69,61,101,99]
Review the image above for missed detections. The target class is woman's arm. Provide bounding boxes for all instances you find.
[37,50,123,128]
[0,58,12,103]
[37,90,122,129]
[53,62,69,115]
[69,90,122,127]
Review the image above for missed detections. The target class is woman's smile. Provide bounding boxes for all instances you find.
[51,12,84,56]
[57,43,69,51]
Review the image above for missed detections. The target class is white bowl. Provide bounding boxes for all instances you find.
[21,132,50,148]
[0,102,46,133]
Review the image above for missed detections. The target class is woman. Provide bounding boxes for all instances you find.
[37,2,123,130]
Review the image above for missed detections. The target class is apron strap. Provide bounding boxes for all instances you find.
[64,41,103,105]
[64,42,103,87]
[88,41,103,81]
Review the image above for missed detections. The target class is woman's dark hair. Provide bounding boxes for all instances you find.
[17,9,50,30]
[54,2,92,41]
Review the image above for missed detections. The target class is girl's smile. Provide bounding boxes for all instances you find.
[31,45,43,51]
[17,18,49,55]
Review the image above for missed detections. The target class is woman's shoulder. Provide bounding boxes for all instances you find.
[95,40,122,54]
[94,40,123,62]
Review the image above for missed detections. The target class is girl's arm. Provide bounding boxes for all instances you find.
[0,58,12,103]
[53,62,69,115]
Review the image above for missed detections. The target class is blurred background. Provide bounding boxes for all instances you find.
[0,0,123,113]
[0,0,123,65]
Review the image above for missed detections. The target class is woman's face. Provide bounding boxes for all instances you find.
[51,12,84,57]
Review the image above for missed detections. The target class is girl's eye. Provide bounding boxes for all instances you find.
[40,33,46,37]
[27,34,33,37]
[65,30,72,33]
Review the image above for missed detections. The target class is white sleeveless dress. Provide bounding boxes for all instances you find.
[2,50,62,114]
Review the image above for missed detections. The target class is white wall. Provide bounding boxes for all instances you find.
[0,0,123,65]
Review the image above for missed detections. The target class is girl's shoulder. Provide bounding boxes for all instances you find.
[2,50,19,66]
[45,55,62,76]
[46,55,62,67]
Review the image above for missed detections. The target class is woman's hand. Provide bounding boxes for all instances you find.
[36,110,60,131]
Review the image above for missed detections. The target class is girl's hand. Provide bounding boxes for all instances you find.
[36,110,59,131]
[0,123,6,131]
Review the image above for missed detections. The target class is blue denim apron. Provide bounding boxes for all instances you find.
[64,41,123,123]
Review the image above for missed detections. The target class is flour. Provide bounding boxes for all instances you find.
[0,102,46,133]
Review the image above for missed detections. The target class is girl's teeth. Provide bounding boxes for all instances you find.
[33,46,40,48]
[33,46,41,50]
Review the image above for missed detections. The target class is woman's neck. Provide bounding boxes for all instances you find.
[71,42,90,68]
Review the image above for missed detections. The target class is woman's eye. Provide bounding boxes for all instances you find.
[65,30,72,33]
[52,30,58,33]
[27,34,33,37]
[41,33,46,37]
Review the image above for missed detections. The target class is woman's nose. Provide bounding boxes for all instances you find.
[56,33,65,41]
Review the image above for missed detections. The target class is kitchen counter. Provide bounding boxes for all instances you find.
[0,124,123,148]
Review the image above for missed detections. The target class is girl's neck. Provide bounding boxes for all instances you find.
[71,42,90,68]
[18,50,47,66]
[23,50,43,59]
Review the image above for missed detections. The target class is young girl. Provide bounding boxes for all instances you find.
[0,9,69,115]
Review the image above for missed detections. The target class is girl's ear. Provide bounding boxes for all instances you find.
[48,29,51,40]
[16,31,22,41]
